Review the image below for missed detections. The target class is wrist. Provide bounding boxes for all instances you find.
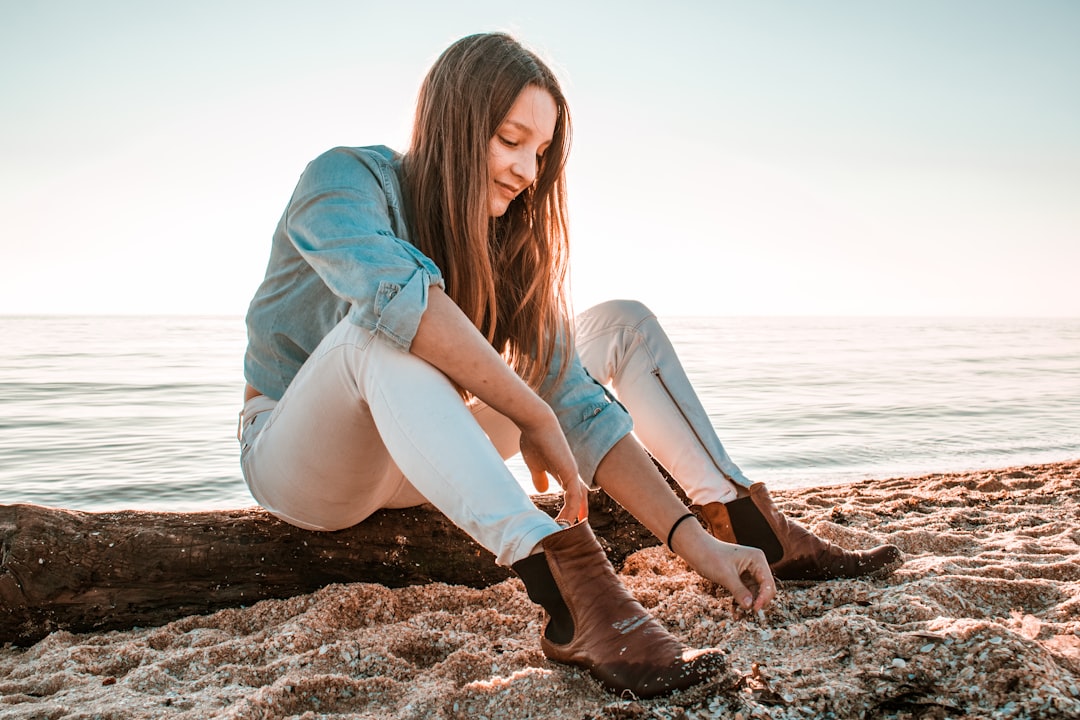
[510,392,555,431]
[665,512,699,552]
[669,518,713,565]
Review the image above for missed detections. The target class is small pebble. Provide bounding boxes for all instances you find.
[891,658,907,669]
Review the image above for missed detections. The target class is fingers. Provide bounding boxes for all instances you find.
[554,477,588,528]
[749,559,777,610]
[554,504,577,527]
[729,576,757,611]
[571,478,589,521]
[733,551,776,611]
[530,469,549,493]
[705,545,775,612]
[754,581,776,611]
[520,433,576,500]
[554,482,579,526]
[518,430,585,526]
[555,477,589,526]
[521,445,552,494]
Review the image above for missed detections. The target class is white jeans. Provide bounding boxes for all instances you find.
[240,299,749,566]
[575,300,751,506]
[240,317,553,567]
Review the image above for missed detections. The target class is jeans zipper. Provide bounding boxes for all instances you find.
[651,367,735,484]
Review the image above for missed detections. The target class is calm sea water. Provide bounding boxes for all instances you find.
[1,315,1077,512]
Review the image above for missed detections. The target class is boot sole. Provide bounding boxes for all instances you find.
[773,554,905,584]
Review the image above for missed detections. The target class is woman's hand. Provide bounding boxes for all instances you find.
[678,532,776,611]
[592,435,775,611]
[409,288,588,525]
[518,410,589,527]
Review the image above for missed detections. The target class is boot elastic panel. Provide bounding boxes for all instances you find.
[725,496,784,564]
[512,553,575,645]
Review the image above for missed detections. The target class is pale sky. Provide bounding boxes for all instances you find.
[3,0,1078,317]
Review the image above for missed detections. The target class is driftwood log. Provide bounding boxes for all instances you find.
[0,489,662,646]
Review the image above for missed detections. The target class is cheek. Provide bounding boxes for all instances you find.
[486,141,502,176]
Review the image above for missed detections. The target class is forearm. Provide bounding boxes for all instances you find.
[411,287,585,519]
[595,434,775,610]
[593,434,700,542]
[410,287,550,428]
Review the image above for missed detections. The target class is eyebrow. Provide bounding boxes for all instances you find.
[502,120,532,134]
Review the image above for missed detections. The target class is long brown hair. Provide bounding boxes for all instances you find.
[402,33,572,392]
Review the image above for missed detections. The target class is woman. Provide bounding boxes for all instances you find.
[240,33,900,698]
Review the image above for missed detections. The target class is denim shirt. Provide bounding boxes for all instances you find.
[244,145,632,484]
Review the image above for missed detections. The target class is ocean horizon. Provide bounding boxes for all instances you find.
[1,313,1077,513]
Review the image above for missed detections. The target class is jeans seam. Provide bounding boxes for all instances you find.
[638,330,737,488]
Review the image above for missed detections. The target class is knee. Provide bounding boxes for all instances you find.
[583,299,656,329]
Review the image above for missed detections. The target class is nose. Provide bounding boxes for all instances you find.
[511,149,538,186]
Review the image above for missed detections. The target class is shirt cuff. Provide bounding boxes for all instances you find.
[563,399,634,488]
[367,268,445,350]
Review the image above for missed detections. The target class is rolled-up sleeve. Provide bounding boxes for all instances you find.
[286,148,444,350]
[539,332,634,487]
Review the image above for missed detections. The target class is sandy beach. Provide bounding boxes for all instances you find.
[1,460,1078,719]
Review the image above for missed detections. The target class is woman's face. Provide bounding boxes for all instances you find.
[487,85,557,217]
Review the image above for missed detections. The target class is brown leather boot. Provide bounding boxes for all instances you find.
[512,521,726,698]
[696,483,903,581]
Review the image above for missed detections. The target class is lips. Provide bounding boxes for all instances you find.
[495,180,522,200]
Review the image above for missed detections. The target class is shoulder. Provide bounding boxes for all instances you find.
[298,145,404,194]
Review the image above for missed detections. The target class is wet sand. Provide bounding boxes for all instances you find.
[2,460,1078,719]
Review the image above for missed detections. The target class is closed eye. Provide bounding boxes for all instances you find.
[499,136,518,148]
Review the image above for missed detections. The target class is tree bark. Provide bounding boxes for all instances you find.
[0,490,661,646]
